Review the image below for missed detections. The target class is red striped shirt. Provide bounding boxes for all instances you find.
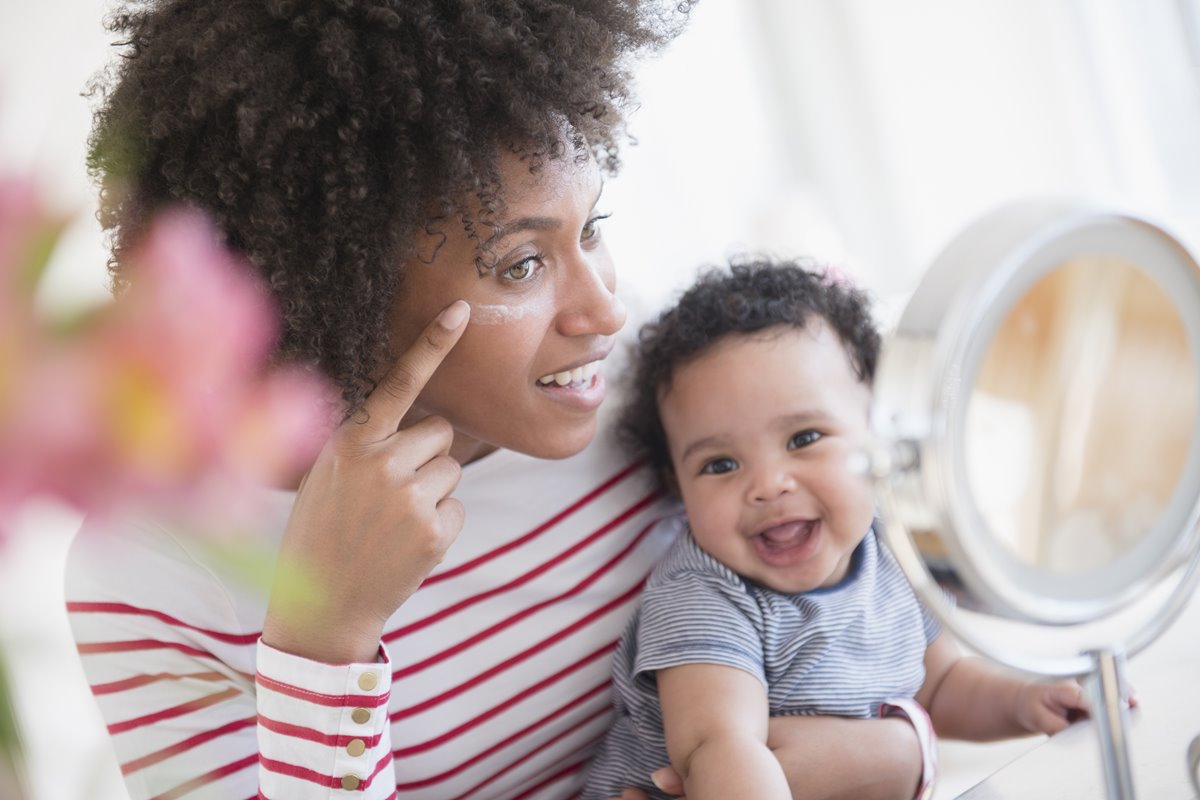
[67,438,677,799]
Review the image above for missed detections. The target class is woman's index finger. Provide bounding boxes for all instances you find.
[357,300,470,439]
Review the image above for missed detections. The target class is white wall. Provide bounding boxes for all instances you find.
[0,0,113,310]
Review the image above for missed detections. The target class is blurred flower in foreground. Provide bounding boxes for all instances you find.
[0,177,336,540]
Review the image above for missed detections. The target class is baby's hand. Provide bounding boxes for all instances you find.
[1014,680,1089,735]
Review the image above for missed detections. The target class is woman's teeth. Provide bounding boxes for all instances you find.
[537,360,601,387]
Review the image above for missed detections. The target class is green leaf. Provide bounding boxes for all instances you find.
[0,652,29,800]
[16,216,70,296]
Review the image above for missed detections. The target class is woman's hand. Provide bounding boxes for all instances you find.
[605,714,923,800]
[608,766,686,799]
[262,300,471,664]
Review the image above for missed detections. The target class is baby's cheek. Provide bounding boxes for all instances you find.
[829,472,876,528]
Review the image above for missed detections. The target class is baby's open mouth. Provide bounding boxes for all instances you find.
[756,519,817,552]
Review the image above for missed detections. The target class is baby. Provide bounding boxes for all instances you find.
[585,260,1087,800]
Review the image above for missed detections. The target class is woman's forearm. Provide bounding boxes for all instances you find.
[767,715,923,800]
[681,731,792,800]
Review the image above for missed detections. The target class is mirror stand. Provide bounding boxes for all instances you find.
[1087,648,1135,800]
[1188,731,1200,795]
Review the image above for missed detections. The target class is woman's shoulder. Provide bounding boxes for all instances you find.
[64,490,293,632]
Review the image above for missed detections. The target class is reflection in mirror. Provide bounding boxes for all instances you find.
[965,258,1195,575]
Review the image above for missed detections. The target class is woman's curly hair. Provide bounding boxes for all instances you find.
[619,258,880,494]
[88,0,692,412]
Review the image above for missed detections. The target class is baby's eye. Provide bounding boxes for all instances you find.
[581,213,611,243]
[788,430,822,450]
[700,457,737,475]
[501,256,542,282]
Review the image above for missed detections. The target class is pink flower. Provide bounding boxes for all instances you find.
[0,178,62,520]
[0,178,336,539]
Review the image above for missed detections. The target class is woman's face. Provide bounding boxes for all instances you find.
[388,150,624,462]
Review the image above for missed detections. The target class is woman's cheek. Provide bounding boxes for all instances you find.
[466,292,554,328]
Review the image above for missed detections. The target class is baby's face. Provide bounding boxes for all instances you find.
[660,322,875,593]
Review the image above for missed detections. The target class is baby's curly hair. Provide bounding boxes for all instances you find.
[88,0,691,412]
[620,258,880,493]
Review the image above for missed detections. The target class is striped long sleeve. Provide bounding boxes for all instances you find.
[67,442,678,800]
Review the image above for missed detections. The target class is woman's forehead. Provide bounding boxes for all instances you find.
[493,148,603,216]
[408,150,603,267]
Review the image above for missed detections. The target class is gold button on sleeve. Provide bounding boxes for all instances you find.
[357,672,378,691]
[346,738,366,757]
[350,707,371,725]
[340,775,361,791]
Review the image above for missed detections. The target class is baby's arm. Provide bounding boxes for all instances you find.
[658,663,791,800]
[917,634,1088,740]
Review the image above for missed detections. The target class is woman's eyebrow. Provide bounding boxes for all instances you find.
[491,180,605,241]
[493,215,562,239]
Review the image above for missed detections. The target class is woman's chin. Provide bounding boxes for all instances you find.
[510,419,599,461]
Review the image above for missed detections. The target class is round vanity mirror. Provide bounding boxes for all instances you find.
[966,257,1195,580]
[870,201,1200,798]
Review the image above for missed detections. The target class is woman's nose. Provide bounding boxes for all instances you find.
[555,250,626,337]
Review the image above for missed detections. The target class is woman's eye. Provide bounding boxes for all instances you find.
[788,430,822,450]
[581,213,611,243]
[500,256,541,282]
[700,457,737,475]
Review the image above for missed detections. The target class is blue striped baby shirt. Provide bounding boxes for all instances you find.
[583,517,940,799]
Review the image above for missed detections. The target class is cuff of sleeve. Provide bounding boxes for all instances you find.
[880,697,938,800]
[256,639,394,795]
[256,637,392,718]
[258,638,390,680]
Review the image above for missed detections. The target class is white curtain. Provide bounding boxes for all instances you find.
[613,0,1200,311]
[745,0,1200,298]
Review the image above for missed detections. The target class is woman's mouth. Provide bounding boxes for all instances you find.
[534,359,607,412]
[536,360,601,387]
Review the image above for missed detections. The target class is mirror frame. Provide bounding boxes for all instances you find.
[871,201,1200,674]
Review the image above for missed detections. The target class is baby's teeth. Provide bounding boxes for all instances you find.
[537,375,554,385]
[570,367,584,383]
[554,371,572,386]
[583,361,599,379]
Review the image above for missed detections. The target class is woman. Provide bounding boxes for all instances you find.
[67,2,924,798]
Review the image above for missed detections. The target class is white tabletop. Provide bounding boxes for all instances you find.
[957,589,1200,799]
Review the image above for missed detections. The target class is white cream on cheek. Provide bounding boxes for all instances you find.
[468,303,526,325]
[467,294,553,326]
